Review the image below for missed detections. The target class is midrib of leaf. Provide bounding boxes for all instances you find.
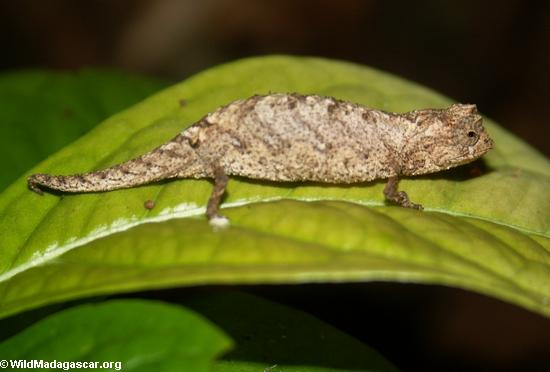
[1,189,548,283]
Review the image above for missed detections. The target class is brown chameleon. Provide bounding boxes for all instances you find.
[28,93,493,227]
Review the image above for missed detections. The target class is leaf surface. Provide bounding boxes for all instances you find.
[0,56,548,318]
[0,199,548,317]
[0,299,231,371]
[0,69,166,191]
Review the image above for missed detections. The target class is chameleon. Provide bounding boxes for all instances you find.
[28,93,493,227]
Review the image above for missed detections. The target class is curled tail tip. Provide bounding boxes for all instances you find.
[27,173,46,195]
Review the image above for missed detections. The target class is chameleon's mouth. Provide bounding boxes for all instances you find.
[481,135,494,152]
[438,152,473,168]
[437,143,491,169]
[416,128,494,172]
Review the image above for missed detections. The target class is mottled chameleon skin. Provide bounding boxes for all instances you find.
[28,93,493,222]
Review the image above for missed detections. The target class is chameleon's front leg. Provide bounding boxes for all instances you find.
[383,176,423,210]
[206,166,230,228]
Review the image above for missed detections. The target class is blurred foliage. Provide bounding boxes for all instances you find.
[0,69,166,191]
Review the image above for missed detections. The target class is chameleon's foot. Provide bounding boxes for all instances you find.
[27,174,44,195]
[395,191,423,210]
[209,215,230,230]
[206,166,229,230]
[383,176,423,210]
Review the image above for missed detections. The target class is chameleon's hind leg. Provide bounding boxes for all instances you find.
[206,166,230,228]
[383,176,423,210]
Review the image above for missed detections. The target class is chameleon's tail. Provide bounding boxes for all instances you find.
[28,133,204,194]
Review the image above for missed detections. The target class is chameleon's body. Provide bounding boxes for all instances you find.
[28,93,493,226]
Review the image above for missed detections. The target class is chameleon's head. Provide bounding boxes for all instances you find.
[401,103,493,176]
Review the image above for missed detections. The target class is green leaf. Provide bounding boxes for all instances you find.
[0,69,166,191]
[0,56,549,317]
[0,299,232,371]
[188,292,398,372]
[0,200,548,319]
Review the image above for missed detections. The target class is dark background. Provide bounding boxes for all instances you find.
[2,1,549,371]
[2,0,549,156]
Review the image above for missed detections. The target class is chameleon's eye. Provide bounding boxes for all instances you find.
[467,130,479,145]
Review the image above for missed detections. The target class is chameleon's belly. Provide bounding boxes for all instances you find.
[218,141,393,183]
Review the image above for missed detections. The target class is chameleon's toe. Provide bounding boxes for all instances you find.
[209,215,230,230]
[396,191,423,210]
